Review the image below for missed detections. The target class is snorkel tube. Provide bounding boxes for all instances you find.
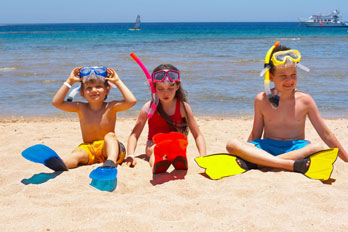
[130,53,159,118]
[67,85,81,102]
[260,41,280,108]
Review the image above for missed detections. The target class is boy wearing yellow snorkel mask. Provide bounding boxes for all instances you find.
[52,67,137,170]
[225,42,348,180]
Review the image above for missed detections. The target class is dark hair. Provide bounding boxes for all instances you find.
[269,44,291,74]
[152,64,189,135]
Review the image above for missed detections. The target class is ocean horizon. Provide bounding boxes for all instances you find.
[1,22,347,119]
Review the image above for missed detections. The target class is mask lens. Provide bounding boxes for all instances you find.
[80,68,92,77]
[93,67,107,77]
[168,71,180,81]
[153,71,166,81]
[274,50,300,62]
[288,51,299,59]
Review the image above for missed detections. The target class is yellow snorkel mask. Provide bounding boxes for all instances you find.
[260,41,310,108]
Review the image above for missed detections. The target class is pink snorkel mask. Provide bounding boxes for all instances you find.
[152,70,180,83]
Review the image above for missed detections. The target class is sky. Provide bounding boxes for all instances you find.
[0,0,347,24]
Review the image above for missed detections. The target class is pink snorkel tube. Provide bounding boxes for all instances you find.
[130,53,159,118]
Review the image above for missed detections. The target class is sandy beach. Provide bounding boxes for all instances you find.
[1,117,348,231]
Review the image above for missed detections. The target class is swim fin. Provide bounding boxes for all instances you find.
[153,140,174,174]
[195,153,251,180]
[89,166,118,181]
[22,144,68,171]
[294,148,338,181]
[152,132,189,173]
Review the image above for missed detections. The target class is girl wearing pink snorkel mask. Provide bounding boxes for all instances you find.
[126,64,206,174]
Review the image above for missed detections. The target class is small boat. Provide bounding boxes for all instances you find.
[299,9,348,27]
[128,15,141,31]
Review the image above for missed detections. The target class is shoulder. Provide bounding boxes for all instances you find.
[181,101,193,116]
[141,101,152,112]
[294,90,315,105]
[254,91,268,103]
[74,101,88,109]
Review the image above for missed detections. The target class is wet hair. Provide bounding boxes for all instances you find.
[80,79,109,100]
[269,44,291,74]
[152,64,189,135]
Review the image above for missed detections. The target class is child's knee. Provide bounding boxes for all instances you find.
[309,143,324,153]
[146,146,154,158]
[226,138,241,153]
[65,148,89,168]
[104,132,117,141]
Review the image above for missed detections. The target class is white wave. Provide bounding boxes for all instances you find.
[0,67,16,72]
[277,38,301,41]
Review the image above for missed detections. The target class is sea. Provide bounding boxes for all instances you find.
[1,22,348,119]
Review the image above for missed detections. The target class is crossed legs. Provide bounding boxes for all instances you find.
[226,139,323,172]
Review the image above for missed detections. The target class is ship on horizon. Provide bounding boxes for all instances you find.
[299,9,348,27]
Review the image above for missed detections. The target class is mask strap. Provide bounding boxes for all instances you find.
[296,63,310,72]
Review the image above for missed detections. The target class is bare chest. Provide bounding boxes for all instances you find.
[262,99,307,140]
[79,107,116,142]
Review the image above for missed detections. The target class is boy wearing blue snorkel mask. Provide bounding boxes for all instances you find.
[225,42,348,180]
[52,67,136,169]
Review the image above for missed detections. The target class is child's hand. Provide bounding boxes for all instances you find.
[105,68,121,85]
[123,156,136,167]
[66,67,82,85]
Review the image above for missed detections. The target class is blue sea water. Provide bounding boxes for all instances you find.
[0,22,347,118]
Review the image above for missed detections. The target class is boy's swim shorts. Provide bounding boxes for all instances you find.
[248,138,310,156]
[78,140,126,164]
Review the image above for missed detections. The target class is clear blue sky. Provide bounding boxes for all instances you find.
[1,0,347,24]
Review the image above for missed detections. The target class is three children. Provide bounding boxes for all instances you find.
[46,42,347,179]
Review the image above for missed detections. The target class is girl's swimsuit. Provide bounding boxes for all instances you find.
[147,98,183,141]
[248,138,310,156]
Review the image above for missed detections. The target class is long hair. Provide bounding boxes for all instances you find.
[152,64,189,135]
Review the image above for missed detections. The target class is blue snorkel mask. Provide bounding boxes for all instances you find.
[80,66,108,82]
[67,66,115,102]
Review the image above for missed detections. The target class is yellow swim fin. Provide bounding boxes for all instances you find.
[294,148,338,181]
[195,153,248,180]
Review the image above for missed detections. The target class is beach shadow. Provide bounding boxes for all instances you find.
[321,178,336,185]
[199,172,213,179]
[90,179,117,192]
[150,169,187,186]
[21,171,64,185]
[137,154,149,161]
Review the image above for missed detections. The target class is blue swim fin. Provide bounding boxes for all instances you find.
[195,153,251,180]
[22,144,67,171]
[89,166,118,181]
[294,148,338,181]
[89,164,118,192]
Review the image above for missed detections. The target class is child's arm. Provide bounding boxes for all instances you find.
[126,104,149,166]
[307,95,348,162]
[248,93,264,141]
[183,102,206,156]
[105,68,136,112]
[52,68,82,112]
